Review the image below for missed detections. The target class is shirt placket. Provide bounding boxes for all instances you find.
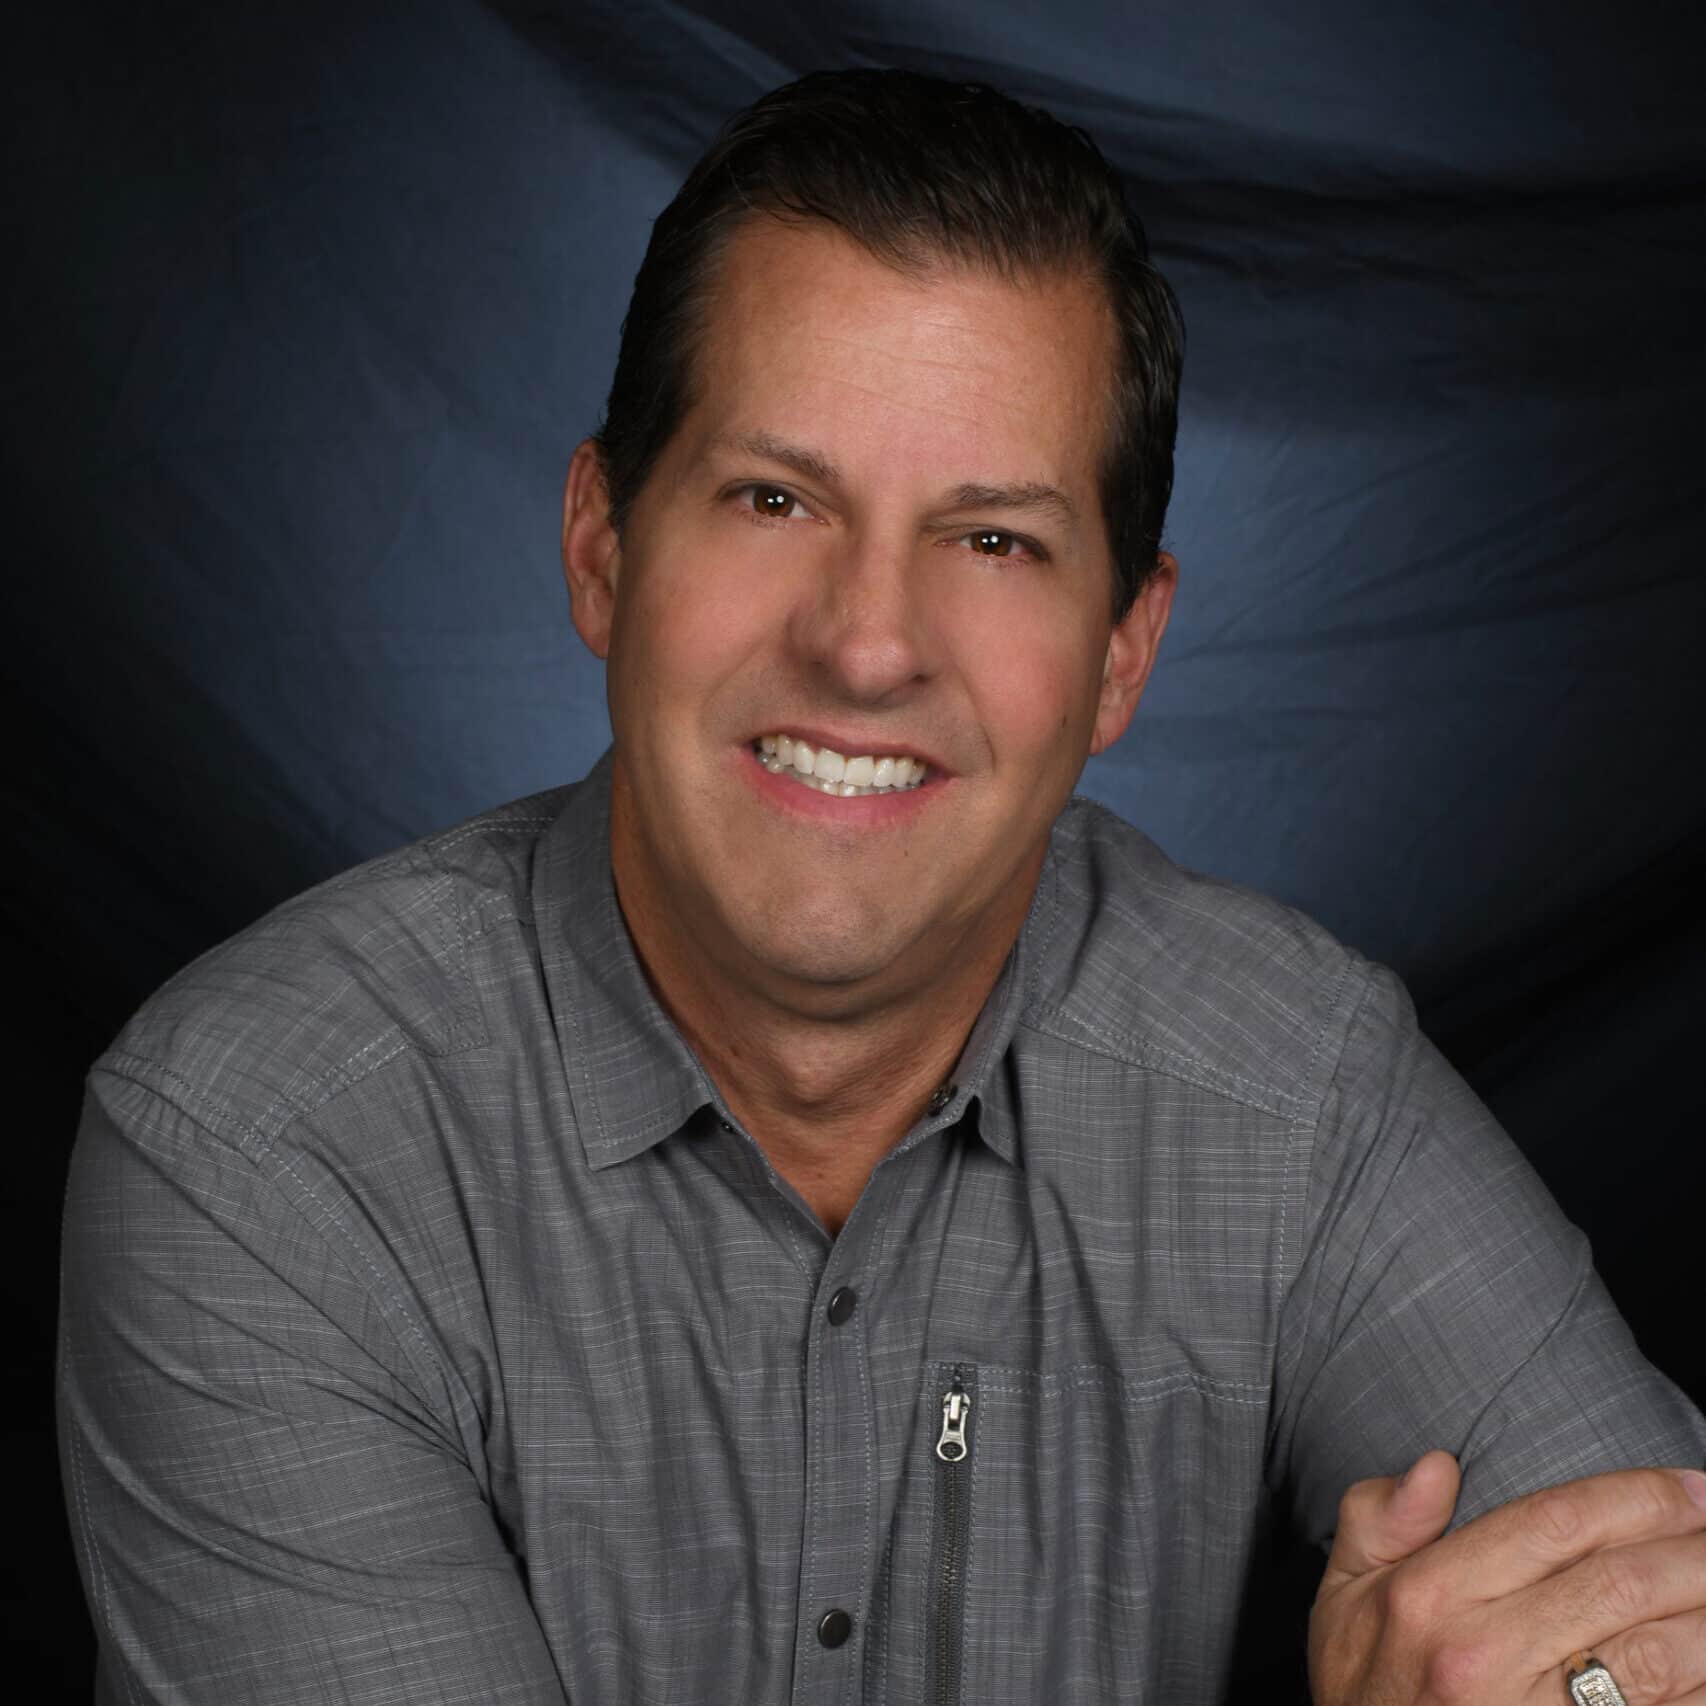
[787,1165,897,1704]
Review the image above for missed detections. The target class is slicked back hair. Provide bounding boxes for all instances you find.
[595,68,1184,621]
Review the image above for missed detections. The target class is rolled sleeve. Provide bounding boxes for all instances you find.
[57,1073,568,1706]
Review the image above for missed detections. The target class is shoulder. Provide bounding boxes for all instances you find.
[92,784,574,1144]
[1029,796,1377,1112]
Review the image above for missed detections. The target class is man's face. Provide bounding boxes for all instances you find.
[565,218,1174,1016]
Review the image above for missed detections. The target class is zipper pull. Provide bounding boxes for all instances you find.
[935,1383,972,1462]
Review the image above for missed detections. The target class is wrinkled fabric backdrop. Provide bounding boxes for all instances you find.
[6,0,1702,1695]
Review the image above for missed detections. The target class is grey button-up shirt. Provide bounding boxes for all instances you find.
[58,752,1706,1704]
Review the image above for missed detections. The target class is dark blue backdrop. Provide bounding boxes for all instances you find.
[6,2,1701,1694]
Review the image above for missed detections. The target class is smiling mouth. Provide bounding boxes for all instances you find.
[752,734,930,798]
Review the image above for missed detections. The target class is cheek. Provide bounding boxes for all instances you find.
[940,576,1105,756]
[610,532,781,705]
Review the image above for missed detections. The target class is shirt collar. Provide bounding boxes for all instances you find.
[532,750,1054,1173]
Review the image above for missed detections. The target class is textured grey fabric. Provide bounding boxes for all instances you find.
[58,751,1706,1704]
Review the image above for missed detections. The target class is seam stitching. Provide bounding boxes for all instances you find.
[91,1059,453,1396]
[1281,951,1358,1322]
[973,1364,1269,1403]
[104,906,533,1150]
[425,816,555,853]
[1021,1006,1302,1115]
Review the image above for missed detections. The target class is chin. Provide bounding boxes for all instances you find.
[733,908,904,991]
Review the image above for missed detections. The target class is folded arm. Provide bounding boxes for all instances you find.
[1271,962,1706,1702]
[58,1074,568,1706]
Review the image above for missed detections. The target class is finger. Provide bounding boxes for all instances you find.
[1516,1533,1706,1685]
[1429,1468,1706,1605]
[1587,1606,1706,1706]
[1322,1450,1461,1591]
[1524,1609,1706,1706]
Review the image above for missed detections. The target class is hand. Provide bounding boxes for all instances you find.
[1309,1453,1706,1704]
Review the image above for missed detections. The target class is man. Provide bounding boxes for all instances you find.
[59,68,1706,1705]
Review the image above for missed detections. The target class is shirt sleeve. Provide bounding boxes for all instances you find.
[1268,960,1706,1549]
[57,1069,569,1706]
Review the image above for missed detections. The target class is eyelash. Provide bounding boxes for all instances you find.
[734,484,816,525]
[729,484,1045,562]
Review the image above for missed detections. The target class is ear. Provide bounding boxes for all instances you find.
[1088,552,1178,756]
[562,438,622,660]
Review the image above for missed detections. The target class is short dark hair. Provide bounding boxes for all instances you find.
[595,68,1183,620]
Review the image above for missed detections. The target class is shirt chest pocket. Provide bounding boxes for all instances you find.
[877,1359,1269,1705]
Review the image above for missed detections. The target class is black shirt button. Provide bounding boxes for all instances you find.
[816,1607,853,1648]
[928,1084,954,1115]
[826,1286,857,1326]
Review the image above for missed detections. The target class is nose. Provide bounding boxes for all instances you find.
[787,525,935,704]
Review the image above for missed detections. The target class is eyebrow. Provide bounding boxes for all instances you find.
[714,430,841,490]
[945,481,1077,529]
[713,430,1078,530]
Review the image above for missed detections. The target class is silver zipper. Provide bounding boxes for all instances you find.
[935,1384,971,1462]
[931,1373,974,1706]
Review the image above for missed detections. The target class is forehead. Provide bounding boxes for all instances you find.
[678,217,1117,501]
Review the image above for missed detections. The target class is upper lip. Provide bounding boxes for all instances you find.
[750,725,953,775]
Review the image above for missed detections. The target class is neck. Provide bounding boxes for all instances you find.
[635,931,1002,1235]
[608,785,1040,1232]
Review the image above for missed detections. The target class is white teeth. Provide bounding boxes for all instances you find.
[752,735,929,796]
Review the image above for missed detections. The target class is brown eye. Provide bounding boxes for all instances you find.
[971,530,1015,556]
[751,486,796,518]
